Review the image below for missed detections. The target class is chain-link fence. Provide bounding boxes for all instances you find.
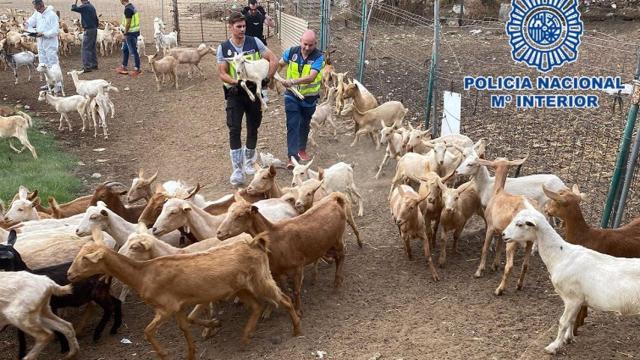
[323,1,640,225]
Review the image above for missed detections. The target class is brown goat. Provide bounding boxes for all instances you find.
[48,195,92,219]
[390,185,439,281]
[89,182,145,223]
[68,229,302,360]
[216,192,362,314]
[474,157,538,296]
[138,183,200,227]
[543,184,640,335]
[245,165,285,199]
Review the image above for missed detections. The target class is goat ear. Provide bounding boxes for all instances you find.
[136,222,148,234]
[315,179,325,191]
[7,230,17,246]
[18,186,28,200]
[542,185,563,203]
[397,186,406,196]
[84,250,104,264]
[268,165,277,177]
[572,184,583,197]
[474,139,486,157]
[250,205,260,214]
[91,227,105,246]
[100,209,109,217]
[508,157,527,166]
[291,156,300,167]
[28,189,38,201]
[184,183,200,200]
[31,197,40,207]
[138,168,145,178]
[475,158,494,167]
[317,167,325,180]
[305,158,314,170]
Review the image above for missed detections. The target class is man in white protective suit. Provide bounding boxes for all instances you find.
[25,0,62,92]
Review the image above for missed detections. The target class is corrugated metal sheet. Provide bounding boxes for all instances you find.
[280,12,307,49]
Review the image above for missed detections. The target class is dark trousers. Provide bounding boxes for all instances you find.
[82,28,98,68]
[225,87,262,150]
[285,96,315,158]
[122,32,140,69]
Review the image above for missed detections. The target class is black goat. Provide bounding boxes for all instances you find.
[0,230,122,359]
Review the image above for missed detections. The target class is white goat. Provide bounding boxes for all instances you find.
[37,91,89,132]
[36,63,65,96]
[0,49,36,85]
[308,86,338,146]
[75,201,182,248]
[0,271,79,360]
[290,158,364,216]
[224,52,269,110]
[153,18,177,55]
[4,186,39,223]
[503,208,640,355]
[167,43,216,79]
[375,121,408,179]
[455,143,566,209]
[137,34,146,56]
[0,111,37,159]
[88,85,115,139]
[146,53,178,91]
[67,69,118,98]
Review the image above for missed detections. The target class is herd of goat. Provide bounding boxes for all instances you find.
[2,11,640,360]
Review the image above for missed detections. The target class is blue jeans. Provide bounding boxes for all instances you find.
[285,96,316,159]
[122,32,140,70]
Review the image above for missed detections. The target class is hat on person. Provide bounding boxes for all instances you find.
[248,0,257,5]
[32,0,44,5]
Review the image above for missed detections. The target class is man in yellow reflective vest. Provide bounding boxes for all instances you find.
[115,0,141,77]
[279,30,324,169]
[217,12,278,186]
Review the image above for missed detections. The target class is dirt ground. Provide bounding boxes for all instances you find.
[1,32,640,360]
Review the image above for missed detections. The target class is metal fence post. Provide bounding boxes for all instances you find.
[425,0,440,133]
[356,0,367,82]
[199,3,204,43]
[601,50,640,228]
[613,106,640,227]
[172,0,180,43]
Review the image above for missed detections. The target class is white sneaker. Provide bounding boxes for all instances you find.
[262,89,269,103]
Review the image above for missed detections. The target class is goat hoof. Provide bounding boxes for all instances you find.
[494,288,504,296]
[516,283,524,291]
[473,270,482,278]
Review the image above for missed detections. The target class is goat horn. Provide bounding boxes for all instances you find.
[104,181,127,189]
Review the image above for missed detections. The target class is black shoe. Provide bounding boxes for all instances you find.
[89,65,99,70]
[82,67,93,73]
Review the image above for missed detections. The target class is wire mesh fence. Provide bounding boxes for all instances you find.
[325,1,640,225]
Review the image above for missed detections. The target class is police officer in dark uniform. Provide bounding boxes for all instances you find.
[240,0,274,45]
[217,12,278,186]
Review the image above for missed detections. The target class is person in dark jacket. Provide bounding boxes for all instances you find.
[71,0,98,71]
[240,0,274,46]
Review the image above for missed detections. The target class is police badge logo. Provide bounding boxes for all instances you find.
[292,53,298,62]
[506,0,583,73]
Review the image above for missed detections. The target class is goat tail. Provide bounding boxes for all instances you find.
[334,192,363,248]
[16,111,32,127]
[51,284,73,297]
